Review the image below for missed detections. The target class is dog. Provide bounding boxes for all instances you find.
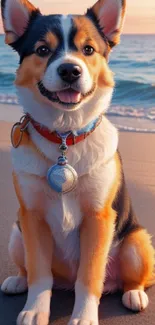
[1,0,155,324]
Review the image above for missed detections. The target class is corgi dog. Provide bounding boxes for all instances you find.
[1,0,155,325]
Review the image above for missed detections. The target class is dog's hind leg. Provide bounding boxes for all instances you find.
[1,222,28,294]
[120,228,155,312]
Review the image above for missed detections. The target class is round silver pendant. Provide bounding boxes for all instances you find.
[47,160,78,194]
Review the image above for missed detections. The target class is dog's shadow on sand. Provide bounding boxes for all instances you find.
[49,290,132,323]
[50,287,155,324]
[0,287,155,325]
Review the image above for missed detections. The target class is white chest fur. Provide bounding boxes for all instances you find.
[46,192,81,261]
[11,117,118,262]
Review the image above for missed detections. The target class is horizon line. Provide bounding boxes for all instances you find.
[0,33,155,36]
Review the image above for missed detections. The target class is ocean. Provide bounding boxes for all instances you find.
[0,34,155,132]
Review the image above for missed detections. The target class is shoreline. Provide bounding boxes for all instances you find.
[0,103,155,133]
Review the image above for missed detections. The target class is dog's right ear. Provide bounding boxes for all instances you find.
[87,0,126,48]
[1,0,40,46]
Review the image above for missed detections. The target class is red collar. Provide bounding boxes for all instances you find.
[11,114,102,148]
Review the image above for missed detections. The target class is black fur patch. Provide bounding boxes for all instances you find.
[47,17,78,65]
[68,18,78,52]
[20,15,64,63]
[113,152,142,241]
[9,15,78,63]
[6,14,64,63]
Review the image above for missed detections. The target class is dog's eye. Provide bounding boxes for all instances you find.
[36,46,51,57]
[83,45,94,56]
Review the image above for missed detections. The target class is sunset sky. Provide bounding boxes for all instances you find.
[0,0,155,34]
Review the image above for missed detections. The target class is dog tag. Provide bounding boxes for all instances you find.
[11,122,23,148]
[11,115,30,148]
[47,156,78,194]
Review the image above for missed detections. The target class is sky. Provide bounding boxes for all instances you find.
[0,0,155,34]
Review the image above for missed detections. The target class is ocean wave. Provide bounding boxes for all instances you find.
[113,80,155,106]
[0,94,155,120]
[115,79,155,92]
[113,124,155,134]
[0,72,155,107]
[110,59,155,68]
[0,94,18,104]
[109,105,155,121]
[0,94,155,134]
[0,72,15,84]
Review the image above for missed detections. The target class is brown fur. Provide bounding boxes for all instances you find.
[78,208,116,297]
[73,16,107,55]
[120,229,155,292]
[20,0,37,13]
[15,54,48,88]
[77,153,121,298]
[45,32,59,50]
[13,172,53,285]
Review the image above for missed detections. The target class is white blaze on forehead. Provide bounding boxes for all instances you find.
[60,15,73,52]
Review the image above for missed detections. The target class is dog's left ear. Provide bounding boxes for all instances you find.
[87,0,126,47]
[1,0,40,45]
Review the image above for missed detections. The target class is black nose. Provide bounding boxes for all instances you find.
[57,63,82,83]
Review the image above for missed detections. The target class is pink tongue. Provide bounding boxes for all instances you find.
[56,90,81,104]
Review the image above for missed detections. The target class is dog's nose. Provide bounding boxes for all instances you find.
[57,63,82,83]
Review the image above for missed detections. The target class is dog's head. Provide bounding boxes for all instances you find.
[1,0,126,128]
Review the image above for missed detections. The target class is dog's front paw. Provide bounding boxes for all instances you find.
[68,319,98,325]
[17,310,49,325]
[122,290,149,311]
[1,276,27,294]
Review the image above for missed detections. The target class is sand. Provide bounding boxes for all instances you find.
[0,104,155,324]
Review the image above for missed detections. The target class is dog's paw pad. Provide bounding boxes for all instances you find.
[68,319,98,325]
[122,290,149,311]
[17,311,49,325]
[1,276,27,294]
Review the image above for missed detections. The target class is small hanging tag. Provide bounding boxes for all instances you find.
[11,115,30,148]
[47,131,78,194]
[11,122,23,148]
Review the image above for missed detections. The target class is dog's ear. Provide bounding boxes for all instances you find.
[87,0,126,47]
[1,0,40,45]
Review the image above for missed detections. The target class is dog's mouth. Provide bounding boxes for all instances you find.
[38,81,95,106]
